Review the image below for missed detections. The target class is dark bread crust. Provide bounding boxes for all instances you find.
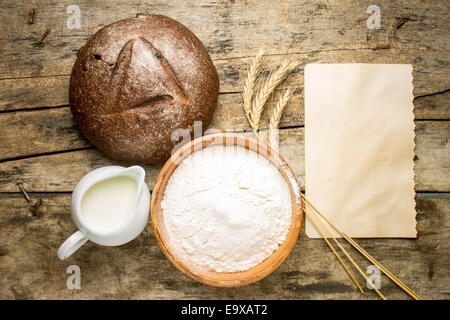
[70,14,219,164]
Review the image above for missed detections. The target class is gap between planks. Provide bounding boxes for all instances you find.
[1,192,449,199]
[0,146,94,164]
[0,47,378,82]
[1,118,447,164]
[0,89,448,115]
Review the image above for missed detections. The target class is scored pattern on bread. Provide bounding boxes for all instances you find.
[69,14,219,164]
[108,37,189,115]
[109,39,133,114]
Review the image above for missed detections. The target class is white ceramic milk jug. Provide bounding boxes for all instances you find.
[57,166,150,260]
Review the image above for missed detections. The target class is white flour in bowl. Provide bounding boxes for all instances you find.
[161,145,292,272]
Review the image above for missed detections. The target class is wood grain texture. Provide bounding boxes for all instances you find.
[1,123,448,192]
[0,1,449,111]
[0,193,448,299]
[0,0,448,78]
[0,0,449,300]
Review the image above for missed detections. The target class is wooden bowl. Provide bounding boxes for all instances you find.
[151,133,303,287]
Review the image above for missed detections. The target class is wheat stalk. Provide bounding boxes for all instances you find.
[268,88,295,149]
[250,61,299,137]
[242,50,264,135]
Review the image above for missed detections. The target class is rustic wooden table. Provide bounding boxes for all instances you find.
[0,0,448,300]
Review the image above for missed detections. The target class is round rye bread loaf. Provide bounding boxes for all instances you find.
[69,14,219,164]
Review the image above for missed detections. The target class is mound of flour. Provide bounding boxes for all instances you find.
[161,145,292,272]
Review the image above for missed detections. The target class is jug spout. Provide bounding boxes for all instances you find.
[121,166,146,195]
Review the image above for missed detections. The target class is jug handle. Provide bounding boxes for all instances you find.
[57,231,88,260]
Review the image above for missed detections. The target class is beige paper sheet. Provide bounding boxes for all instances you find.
[305,64,416,238]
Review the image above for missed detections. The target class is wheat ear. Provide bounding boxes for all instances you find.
[268,88,295,149]
[251,61,300,137]
[242,50,264,135]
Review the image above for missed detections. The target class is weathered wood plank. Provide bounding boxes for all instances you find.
[0,148,163,194]
[0,128,302,193]
[414,121,450,192]
[0,0,449,112]
[414,90,450,120]
[0,122,448,193]
[0,108,89,160]
[2,71,449,127]
[1,49,449,113]
[0,193,447,299]
[1,94,449,162]
[1,0,447,78]
[0,85,447,161]
[0,76,69,111]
